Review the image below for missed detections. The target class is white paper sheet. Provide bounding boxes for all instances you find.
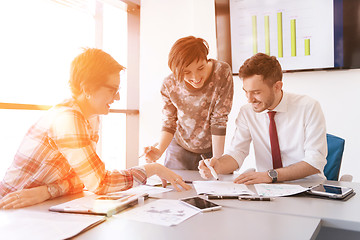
[145,175,165,186]
[113,185,173,197]
[255,184,310,197]
[115,199,199,226]
[0,210,105,240]
[192,181,255,196]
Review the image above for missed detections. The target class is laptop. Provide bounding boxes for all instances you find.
[49,192,149,217]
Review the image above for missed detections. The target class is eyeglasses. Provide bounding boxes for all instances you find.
[102,84,120,97]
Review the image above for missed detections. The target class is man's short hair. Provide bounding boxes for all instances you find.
[238,53,283,86]
[69,48,125,97]
[168,36,209,81]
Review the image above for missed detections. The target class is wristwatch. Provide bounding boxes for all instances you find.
[267,169,278,183]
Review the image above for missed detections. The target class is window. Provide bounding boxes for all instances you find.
[0,0,137,178]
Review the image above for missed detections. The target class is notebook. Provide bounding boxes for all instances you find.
[49,192,149,217]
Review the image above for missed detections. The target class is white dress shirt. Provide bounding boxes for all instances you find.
[225,92,327,180]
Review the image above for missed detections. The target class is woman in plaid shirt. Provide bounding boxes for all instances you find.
[143,36,233,171]
[0,48,190,209]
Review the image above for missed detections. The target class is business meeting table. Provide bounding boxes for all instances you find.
[1,170,360,240]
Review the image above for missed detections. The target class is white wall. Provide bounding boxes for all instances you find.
[139,0,360,181]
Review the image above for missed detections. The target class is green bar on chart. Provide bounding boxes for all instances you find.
[277,12,283,58]
[291,19,296,56]
[252,15,258,54]
[264,15,270,55]
[305,39,310,56]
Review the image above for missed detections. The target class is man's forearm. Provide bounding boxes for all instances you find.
[216,154,239,174]
[276,161,320,182]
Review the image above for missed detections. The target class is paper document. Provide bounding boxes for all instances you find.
[115,185,172,197]
[49,192,148,217]
[193,181,255,196]
[115,199,199,226]
[146,175,167,186]
[0,210,105,240]
[255,184,310,197]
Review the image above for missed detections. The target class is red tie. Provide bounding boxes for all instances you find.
[268,111,282,169]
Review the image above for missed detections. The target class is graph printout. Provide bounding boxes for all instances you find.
[230,0,334,71]
[116,199,199,226]
[255,184,309,197]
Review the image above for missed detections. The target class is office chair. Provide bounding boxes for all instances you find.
[324,133,352,181]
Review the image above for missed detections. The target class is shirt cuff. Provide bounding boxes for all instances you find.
[211,126,227,135]
[223,151,244,170]
[303,155,327,175]
[129,166,147,187]
[161,126,176,135]
[46,183,62,199]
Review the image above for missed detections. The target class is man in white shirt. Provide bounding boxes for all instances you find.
[199,53,327,184]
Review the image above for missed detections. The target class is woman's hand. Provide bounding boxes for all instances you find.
[144,163,192,191]
[143,146,162,163]
[0,186,51,209]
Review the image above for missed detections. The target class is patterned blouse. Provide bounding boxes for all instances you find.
[161,59,234,153]
[0,99,146,199]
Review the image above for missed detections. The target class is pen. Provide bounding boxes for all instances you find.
[201,155,219,180]
[207,195,273,201]
[239,196,273,201]
[139,142,159,158]
[207,195,239,200]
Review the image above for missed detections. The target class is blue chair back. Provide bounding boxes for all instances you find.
[324,134,345,181]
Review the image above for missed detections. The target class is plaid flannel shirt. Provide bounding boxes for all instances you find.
[0,99,147,199]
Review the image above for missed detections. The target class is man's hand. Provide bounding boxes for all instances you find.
[234,171,272,185]
[198,157,219,179]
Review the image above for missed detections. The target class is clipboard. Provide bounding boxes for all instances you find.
[49,192,149,217]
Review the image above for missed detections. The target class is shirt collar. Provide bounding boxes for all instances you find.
[271,91,288,113]
[260,91,288,114]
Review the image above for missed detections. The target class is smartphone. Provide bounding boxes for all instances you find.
[308,184,354,199]
[180,196,222,212]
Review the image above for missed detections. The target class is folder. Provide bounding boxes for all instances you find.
[49,192,149,217]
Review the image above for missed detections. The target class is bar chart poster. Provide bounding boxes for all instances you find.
[230,0,334,72]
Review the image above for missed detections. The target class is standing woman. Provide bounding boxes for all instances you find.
[144,36,233,170]
[0,48,190,209]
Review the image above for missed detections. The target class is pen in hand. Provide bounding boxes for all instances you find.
[201,155,219,180]
[139,142,159,158]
